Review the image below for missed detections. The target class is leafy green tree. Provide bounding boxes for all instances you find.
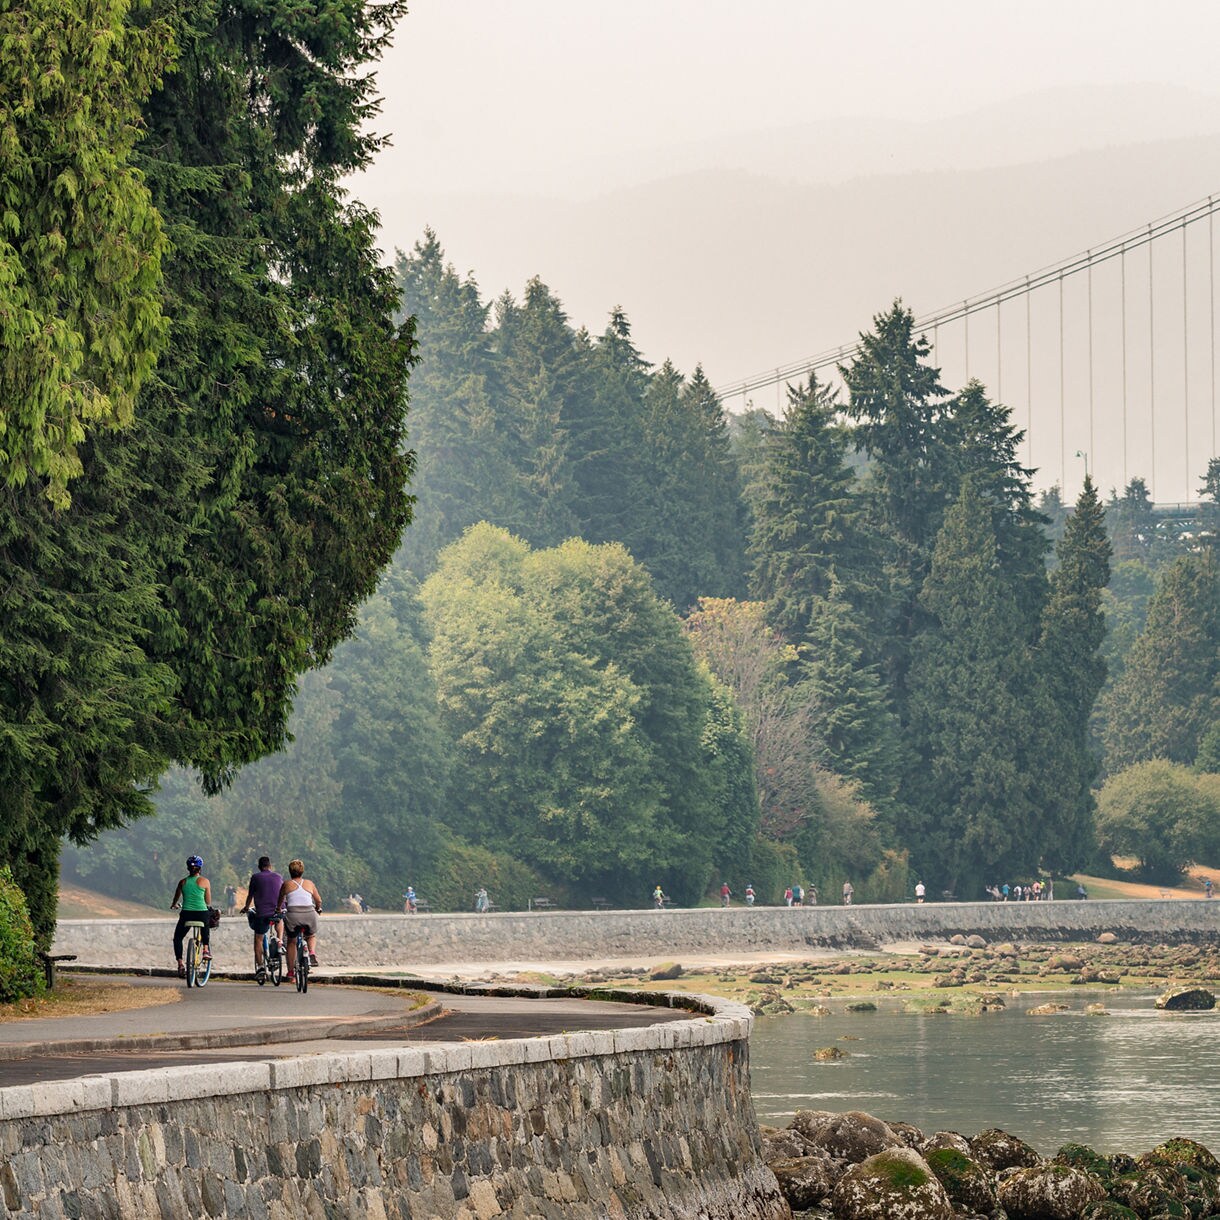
[0,0,172,506]
[1096,760,1220,883]
[1101,551,1220,773]
[0,868,42,1002]
[422,526,747,903]
[1035,477,1111,870]
[748,373,862,641]
[905,481,1041,897]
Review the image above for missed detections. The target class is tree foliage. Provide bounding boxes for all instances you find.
[0,0,173,505]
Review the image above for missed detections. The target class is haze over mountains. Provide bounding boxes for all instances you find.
[360,83,1220,497]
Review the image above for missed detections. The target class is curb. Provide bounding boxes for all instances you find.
[0,974,443,1062]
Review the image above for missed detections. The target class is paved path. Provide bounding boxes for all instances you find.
[0,975,688,1088]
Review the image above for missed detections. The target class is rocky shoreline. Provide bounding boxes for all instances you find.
[762,1108,1220,1219]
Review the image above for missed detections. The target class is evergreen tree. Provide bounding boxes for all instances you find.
[393,231,499,572]
[1198,458,1220,547]
[801,578,902,823]
[1035,477,1111,870]
[1101,550,1220,773]
[1107,478,1158,563]
[566,307,650,548]
[748,374,862,641]
[905,481,1041,897]
[492,279,582,548]
[0,0,172,506]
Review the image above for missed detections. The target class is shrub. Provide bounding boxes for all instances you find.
[0,868,44,1003]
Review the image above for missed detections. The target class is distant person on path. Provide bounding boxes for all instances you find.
[915,881,926,904]
[1203,878,1213,899]
[404,885,417,914]
[1076,883,1088,900]
[745,884,756,906]
[720,882,731,907]
[808,884,818,905]
[240,855,283,982]
[1045,879,1054,901]
[842,880,854,906]
[653,885,666,909]
[224,884,237,917]
[476,887,490,913]
[278,859,322,980]
[792,883,803,907]
[1013,884,1022,902]
[784,886,793,907]
[1001,883,1010,901]
[170,855,212,978]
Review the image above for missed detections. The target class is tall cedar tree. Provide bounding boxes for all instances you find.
[492,280,582,548]
[1035,477,1111,871]
[0,0,172,505]
[905,481,1042,898]
[1,0,414,941]
[801,577,902,825]
[841,303,951,690]
[1101,550,1220,772]
[393,231,499,572]
[748,373,861,642]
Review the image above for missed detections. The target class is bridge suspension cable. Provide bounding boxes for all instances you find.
[715,193,1220,404]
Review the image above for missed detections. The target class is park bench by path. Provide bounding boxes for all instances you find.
[529,897,557,911]
[591,897,613,911]
[37,952,77,989]
[413,899,432,914]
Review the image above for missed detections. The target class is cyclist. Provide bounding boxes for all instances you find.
[277,859,323,982]
[239,855,284,982]
[170,856,212,978]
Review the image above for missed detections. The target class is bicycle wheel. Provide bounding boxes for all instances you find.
[269,937,283,987]
[185,929,197,988]
[296,935,308,993]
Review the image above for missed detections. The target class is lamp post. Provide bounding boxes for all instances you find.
[1075,449,1089,483]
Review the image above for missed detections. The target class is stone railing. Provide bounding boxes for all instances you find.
[51,899,1220,971]
[0,990,789,1219]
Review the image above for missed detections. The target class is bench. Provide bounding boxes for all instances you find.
[413,898,432,914]
[37,952,76,989]
[591,897,613,911]
[530,897,557,911]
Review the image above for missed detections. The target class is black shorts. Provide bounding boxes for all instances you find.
[247,912,279,935]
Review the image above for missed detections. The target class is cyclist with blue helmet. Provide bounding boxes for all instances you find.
[170,855,212,978]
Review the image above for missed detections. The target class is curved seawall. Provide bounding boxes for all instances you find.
[0,992,789,1219]
[52,899,1220,970]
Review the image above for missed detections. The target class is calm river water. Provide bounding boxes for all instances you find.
[750,991,1220,1154]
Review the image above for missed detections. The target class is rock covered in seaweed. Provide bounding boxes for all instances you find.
[829,1147,953,1219]
[996,1162,1106,1218]
[1154,986,1216,1010]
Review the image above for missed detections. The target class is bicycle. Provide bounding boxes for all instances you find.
[289,921,310,993]
[257,921,284,987]
[183,919,212,988]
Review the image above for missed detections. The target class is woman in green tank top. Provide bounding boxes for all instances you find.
[171,855,212,976]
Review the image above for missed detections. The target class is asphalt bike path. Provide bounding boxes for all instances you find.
[0,974,688,1088]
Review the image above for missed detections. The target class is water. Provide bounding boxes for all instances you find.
[749,991,1220,1154]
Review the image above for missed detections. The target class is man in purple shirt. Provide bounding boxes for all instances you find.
[240,856,284,981]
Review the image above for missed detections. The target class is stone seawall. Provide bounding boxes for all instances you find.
[0,993,789,1219]
[52,899,1220,970]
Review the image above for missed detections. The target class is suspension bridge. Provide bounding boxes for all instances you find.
[716,194,1220,505]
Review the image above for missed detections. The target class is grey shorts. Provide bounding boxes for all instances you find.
[283,908,318,935]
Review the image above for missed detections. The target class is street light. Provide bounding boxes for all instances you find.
[1075,450,1089,480]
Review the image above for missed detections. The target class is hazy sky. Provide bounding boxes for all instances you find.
[352,1,1220,500]
[360,0,1220,197]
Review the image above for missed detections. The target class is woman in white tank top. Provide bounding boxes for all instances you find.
[277,859,322,979]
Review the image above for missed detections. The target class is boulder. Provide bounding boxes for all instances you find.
[1108,1164,1192,1216]
[1079,1204,1140,1219]
[949,934,968,946]
[1047,952,1085,972]
[761,1125,813,1161]
[923,1131,971,1156]
[648,962,683,980]
[768,1152,839,1209]
[846,1001,877,1012]
[965,934,988,949]
[924,1145,998,1216]
[1027,1002,1070,1015]
[1054,1143,1113,1181]
[814,1045,848,1061]
[1154,986,1216,1011]
[886,1121,928,1153]
[969,1127,1042,1171]
[1147,1136,1220,1175]
[1096,931,1119,944]
[996,1163,1106,1218]
[792,1110,906,1164]
[829,1147,953,1219]
[1085,1003,1110,1015]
